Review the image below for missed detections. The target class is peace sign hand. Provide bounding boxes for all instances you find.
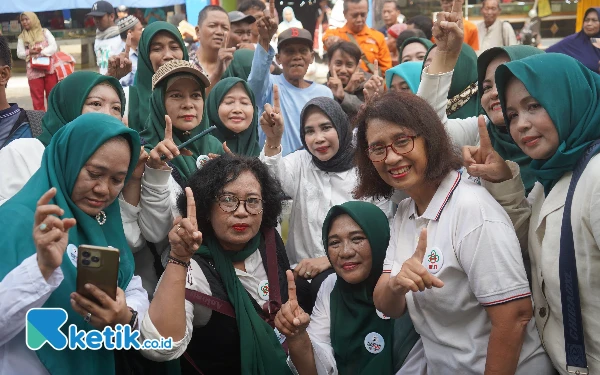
[260,84,284,147]
[274,270,311,339]
[433,0,465,54]
[327,68,345,101]
[389,229,444,295]
[363,60,384,103]
[147,115,193,170]
[168,187,202,263]
[462,116,512,183]
[107,34,133,80]
[34,187,77,280]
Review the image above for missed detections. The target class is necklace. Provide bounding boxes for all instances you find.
[96,210,107,225]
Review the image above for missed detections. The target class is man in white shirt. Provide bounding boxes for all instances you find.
[88,1,123,75]
[477,0,517,53]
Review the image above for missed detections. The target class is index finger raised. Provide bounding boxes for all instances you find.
[270,0,275,18]
[373,59,379,77]
[37,187,57,208]
[412,228,428,262]
[273,84,280,112]
[286,270,297,301]
[451,0,464,17]
[477,115,493,152]
[165,115,173,140]
[185,187,196,221]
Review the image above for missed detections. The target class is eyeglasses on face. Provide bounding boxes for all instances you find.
[216,194,264,215]
[367,135,418,162]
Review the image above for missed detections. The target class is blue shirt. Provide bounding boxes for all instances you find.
[0,104,32,149]
[248,44,333,156]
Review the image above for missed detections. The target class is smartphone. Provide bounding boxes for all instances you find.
[76,245,120,304]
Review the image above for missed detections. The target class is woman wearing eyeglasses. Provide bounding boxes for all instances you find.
[139,154,294,374]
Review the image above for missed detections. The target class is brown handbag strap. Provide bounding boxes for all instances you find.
[184,288,235,318]
[345,32,377,74]
[261,228,282,325]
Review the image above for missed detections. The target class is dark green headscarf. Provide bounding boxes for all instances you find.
[423,43,479,119]
[0,113,140,375]
[202,77,260,156]
[222,49,254,81]
[398,37,433,62]
[128,22,189,132]
[322,201,419,374]
[140,73,224,182]
[497,53,600,195]
[477,46,544,195]
[194,234,291,374]
[37,71,125,146]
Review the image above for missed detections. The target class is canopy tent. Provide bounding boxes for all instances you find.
[3,0,184,14]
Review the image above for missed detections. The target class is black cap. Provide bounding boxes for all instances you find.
[277,28,313,49]
[87,1,115,17]
[228,11,256,24]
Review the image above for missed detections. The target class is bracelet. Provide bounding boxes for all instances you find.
[167,255,190,268]
[266,143,281,150]
[128,308,138,328]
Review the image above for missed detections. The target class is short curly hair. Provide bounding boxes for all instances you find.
[177,154,285,235]
[353,91,463,200]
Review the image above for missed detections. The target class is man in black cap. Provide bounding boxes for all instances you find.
[227,11,256,49]
[248,9,332,156]
[88,1,122,75]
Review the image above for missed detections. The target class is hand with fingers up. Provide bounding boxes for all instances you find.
[327,68,345,102]
[433,0,465,55]
[388,229,444,296]
[462,116,512,183]
[34,187,77,281]
[363,60,384,103]
[275,270,311,339]
[169,187,203,264]
[108,33,133,80]
[147,115,193,170]
[256,0,278,51]
[260,84,284,156]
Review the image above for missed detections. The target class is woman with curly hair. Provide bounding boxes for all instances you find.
[140,154,294,374]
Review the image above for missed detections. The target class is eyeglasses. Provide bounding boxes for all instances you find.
[367,135,418,162]
[216,194,264,215]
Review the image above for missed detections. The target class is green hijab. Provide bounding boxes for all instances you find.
[37,71,125,146]
[398,37,433,62]
[202,77,260,156]
[140,73,224,182]
[384,61,422,93]
[0,113,140,375]
[322,201,419,374]
[497,53,600,195]
[222,49,254,81]
[194,234,291,374]
[477,46,544,195]
[128,22,189,132]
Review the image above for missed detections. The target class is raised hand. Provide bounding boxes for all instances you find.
[327,68,345,101]
[260,84,284,147]
[433,0,464,54]
[169,187,202,263]
[388,229,444,295]
[107,35,133,80]
[363,60,384,103]
[275,270,311,339]
[462,116,512,183]
[131,146,148,180]
[344,69,365,93]
[324,36,342,49]
[257,0,278,47]
[34,187,77,280]
[294,256,331,280]
[216,47,236,75]
[147,115,192,170]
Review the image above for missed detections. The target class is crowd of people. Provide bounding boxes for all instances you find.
[1,0,600,374]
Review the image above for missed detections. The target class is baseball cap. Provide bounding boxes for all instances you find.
[228,11,256,24]
[152,60,211,90]
[87,1,115,17]
[277,28,313,49]
[117,5,128,12]
[117,15,139,33]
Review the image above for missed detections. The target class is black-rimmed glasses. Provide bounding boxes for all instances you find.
[367,135,418,162]
[216,194,264,215]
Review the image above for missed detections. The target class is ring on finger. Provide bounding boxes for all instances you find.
[84,312,92,323]
[39,223,49,232]
[305,271,311,277]
[176,224,182,234]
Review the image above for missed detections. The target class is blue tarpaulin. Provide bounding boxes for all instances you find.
[2,0,185,14]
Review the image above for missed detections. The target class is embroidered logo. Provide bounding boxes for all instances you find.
[291,28,299,37]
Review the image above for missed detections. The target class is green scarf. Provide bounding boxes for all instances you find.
[128,22,189,133]
[477,46,544,195]
[139,74,224,182]
[398,37,433,62]
[202,77,260,156]
[222,49,254,81]
[322,201,419,374]
[496,53,600,195]
[0,113,140,375]
[194,234,292,374]
[37,71,125,146]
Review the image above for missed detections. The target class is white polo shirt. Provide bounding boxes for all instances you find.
[383,171,553,374]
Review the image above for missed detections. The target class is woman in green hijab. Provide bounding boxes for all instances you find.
[202,77,260,156]
[0,112,148,375]
[275,201,424,375]
[128,21,188,133]
[466,52,600,375]
[398,37,433,64]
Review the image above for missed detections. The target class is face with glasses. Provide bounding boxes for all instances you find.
[365,119,428,193]
[209,170,264,251]
[583,10,600,37]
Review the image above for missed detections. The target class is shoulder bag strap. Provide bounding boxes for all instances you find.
[184,288,236,318]
[262,227,282,324]
[559,139,600,375]
[345,32,377,74]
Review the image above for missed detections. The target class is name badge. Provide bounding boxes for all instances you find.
[67,244,78,267]
[364,332,385,354]
[258,280,270,301]
[422,247,444,274]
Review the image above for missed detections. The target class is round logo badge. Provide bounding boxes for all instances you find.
[67,244,78,267]
[422,247,444,275]
[376,309,390,320]
[274,327,286,344]
[258,280,270,301]
[364,332,385,354]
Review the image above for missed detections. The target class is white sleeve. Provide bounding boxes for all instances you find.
[139,167,173,243]
[306,274,338,375]
[119,196,146,253]
[383,207,401,274]
[0,139,43,205]
[124,275,149,330]
[41,29,58,56]
[0,254,63,346]
[259,148,301,199]
[17,38,26,60]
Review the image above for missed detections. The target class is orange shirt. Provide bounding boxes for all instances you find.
[323,24,392,74]
[463,19,480,51]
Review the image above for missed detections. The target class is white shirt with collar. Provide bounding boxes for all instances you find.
[383,171,553,374]
[477,18,518,53]
[259,148,393,266]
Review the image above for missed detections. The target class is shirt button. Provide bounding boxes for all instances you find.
[539,307,547,318]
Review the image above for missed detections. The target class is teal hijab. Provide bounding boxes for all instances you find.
[38,71,126,146]
[129,22,189,132]
[0,113,140,375]
[496,53,600,195]
[202,77,260,156]
[477,45,545,194]
[384,61,421,93]
[323,201,419,374]
[398,37,433,62]
[222,49,254,81]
